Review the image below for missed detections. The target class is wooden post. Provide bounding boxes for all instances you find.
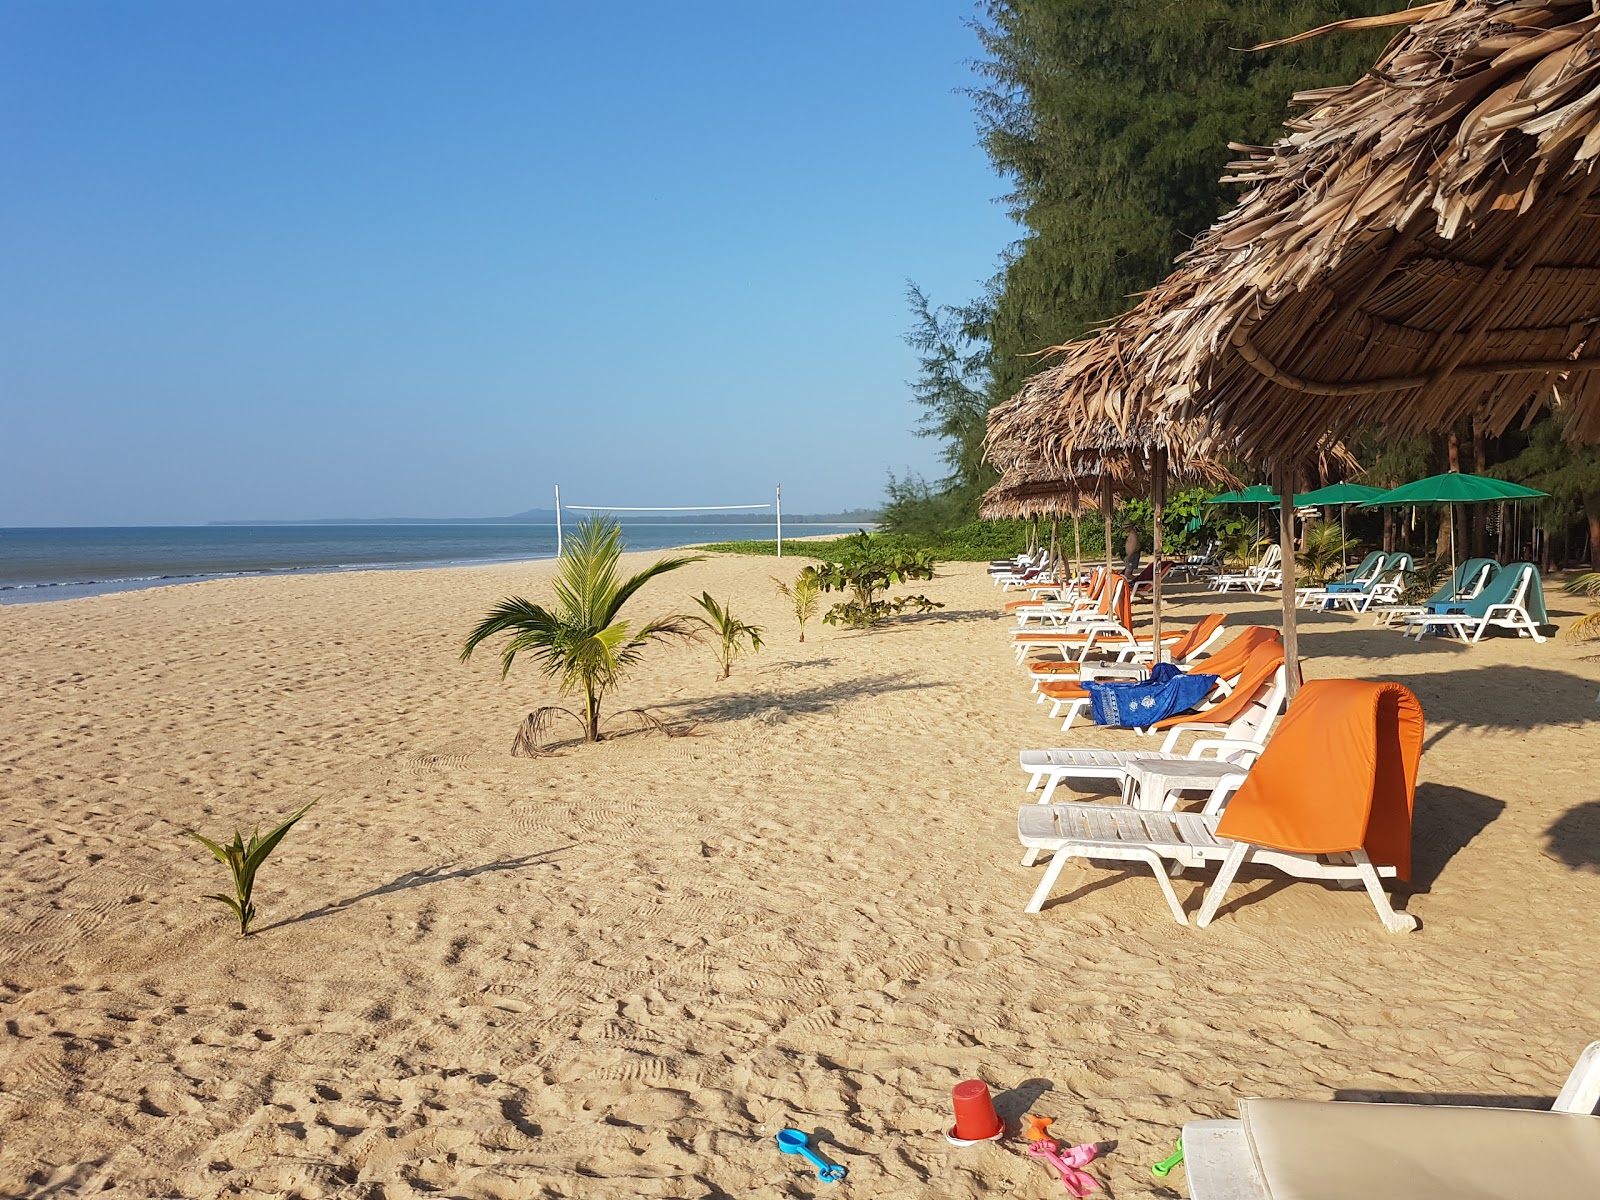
[1151,447,1167,659]
[1071,490,1083,586]
[1276,461,1300,698]
[1102,474,1115,578]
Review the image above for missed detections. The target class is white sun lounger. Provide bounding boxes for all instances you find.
[1015,803,1415,931]
[1401,562,1546,643]
[1023,664,1285,796]
[1212,545,1280,593]
[1183,1041,1600,1200]
[1016,679,1423,934]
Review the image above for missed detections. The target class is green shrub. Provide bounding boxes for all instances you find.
[811,532,942,628]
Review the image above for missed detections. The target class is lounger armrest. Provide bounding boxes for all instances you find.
[1555,1040,1600,1114]
[1158,723,1230,752]
[1188,739,1264,764]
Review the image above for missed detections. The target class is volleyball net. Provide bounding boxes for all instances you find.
[553,486,785,555]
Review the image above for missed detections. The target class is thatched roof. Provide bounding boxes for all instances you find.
[978,444,1238,521]
[1002,0,1600,465]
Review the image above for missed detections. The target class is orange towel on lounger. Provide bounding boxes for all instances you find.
[1214,679,1423,880]
[1147,639,1284,730]
[1043,632,1280,707]
[1014,582,1131,643]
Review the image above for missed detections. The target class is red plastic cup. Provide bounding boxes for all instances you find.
[951,1079,1003,1141]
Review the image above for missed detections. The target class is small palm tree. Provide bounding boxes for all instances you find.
[461,517,702,751]
[1566,573,1600,642]
[772,567,822,642]
[693,592,764,678]
[1295,520,1360,584]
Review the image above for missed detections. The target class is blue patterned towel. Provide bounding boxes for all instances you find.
[1083,663,1220,728]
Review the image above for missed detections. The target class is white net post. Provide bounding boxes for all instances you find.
[776,484,782,558]
[554,483,562,557]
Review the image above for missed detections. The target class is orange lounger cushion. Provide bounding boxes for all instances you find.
[1215,679,1422,880]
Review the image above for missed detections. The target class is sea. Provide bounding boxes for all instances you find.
[0,524,864,605]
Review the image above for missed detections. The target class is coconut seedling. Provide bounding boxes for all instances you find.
[772,566,822,642]
[186,801,316,935]
[693,592,764,679]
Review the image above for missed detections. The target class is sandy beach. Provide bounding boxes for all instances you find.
[2,550,1598,1198]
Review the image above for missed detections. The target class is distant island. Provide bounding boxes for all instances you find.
[210,507,881,527]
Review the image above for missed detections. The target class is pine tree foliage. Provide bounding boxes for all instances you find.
[971,0,1406,399]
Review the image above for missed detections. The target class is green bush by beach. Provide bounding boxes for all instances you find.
[699,523,1037,562]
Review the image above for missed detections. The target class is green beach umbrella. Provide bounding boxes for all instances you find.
[1295,482,1389,571]
[1293,482,1389,506]
[1361,472,1547,577]
[1205,484,1280,505]
[1206,485,1283,558]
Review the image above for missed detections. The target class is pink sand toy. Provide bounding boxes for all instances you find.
[1026,1135,1099,1196]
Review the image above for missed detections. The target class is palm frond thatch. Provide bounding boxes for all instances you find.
[995,0,1600,467]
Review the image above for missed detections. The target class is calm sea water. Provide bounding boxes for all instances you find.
[0,524,861,605]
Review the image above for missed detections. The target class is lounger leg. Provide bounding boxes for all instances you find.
[1134,849,1190,925]
[1353,850,1418,933]
[1195,842,1251,928]
[1019,780,1060,865]
[1024,848,1074,913]
[1026,771,1043,793]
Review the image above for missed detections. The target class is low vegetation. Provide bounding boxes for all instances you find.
[1566,573,1600,642]
[693,592,764,678]
[186,801,316,935]
[772,566,823,642]
[811,531,941,629]
[461,516,701,752]
[1295,521,1360,584]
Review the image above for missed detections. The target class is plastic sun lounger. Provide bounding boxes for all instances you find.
[1294,551,1385,607]
[1012,580,1132,662]
[1321,557,1414,614]
[1182,1041,1600,1200]
[1402,561,1547,644]
[1374,558,1496,626]
[1212,545,1281,593]
[1028,613,1227,692]
[1016,679,1424,933]
[1042,632,1261,729]
[1019,649,1286,830]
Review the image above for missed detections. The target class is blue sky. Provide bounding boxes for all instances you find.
[0,2,1014,525]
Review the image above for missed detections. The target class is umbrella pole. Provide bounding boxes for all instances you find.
[1102,474,1115,579]
[1276,461,1299,700]
[1072,495,1083,588]
[1340,504,1348,572]
[1450,505,1457,580]
[1151,447,1167,660]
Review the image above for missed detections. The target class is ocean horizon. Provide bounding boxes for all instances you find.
[0,523,867,605]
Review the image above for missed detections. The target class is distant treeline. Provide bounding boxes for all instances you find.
[211,508,881,527]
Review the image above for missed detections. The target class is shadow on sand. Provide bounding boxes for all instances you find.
[256,848,573,932]
[660,672,947,725]
[1406,783,1506,893]
[1544,800,1600,872]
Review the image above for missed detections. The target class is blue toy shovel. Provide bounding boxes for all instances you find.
[776,1128,847,1183]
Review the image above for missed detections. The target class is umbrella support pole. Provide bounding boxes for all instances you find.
[1151,447,1167,660]
[1102,475,1115,580]
[1276,461,1299,700]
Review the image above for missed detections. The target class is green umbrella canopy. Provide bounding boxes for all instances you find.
[1294,482,1388,506]
[1359,472,1547,507]
[1206,484,1280,505]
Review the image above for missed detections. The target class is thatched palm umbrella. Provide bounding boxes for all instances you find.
[985,394,1236,656]
[980,458,1133,588]
[990,0,1600,691]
